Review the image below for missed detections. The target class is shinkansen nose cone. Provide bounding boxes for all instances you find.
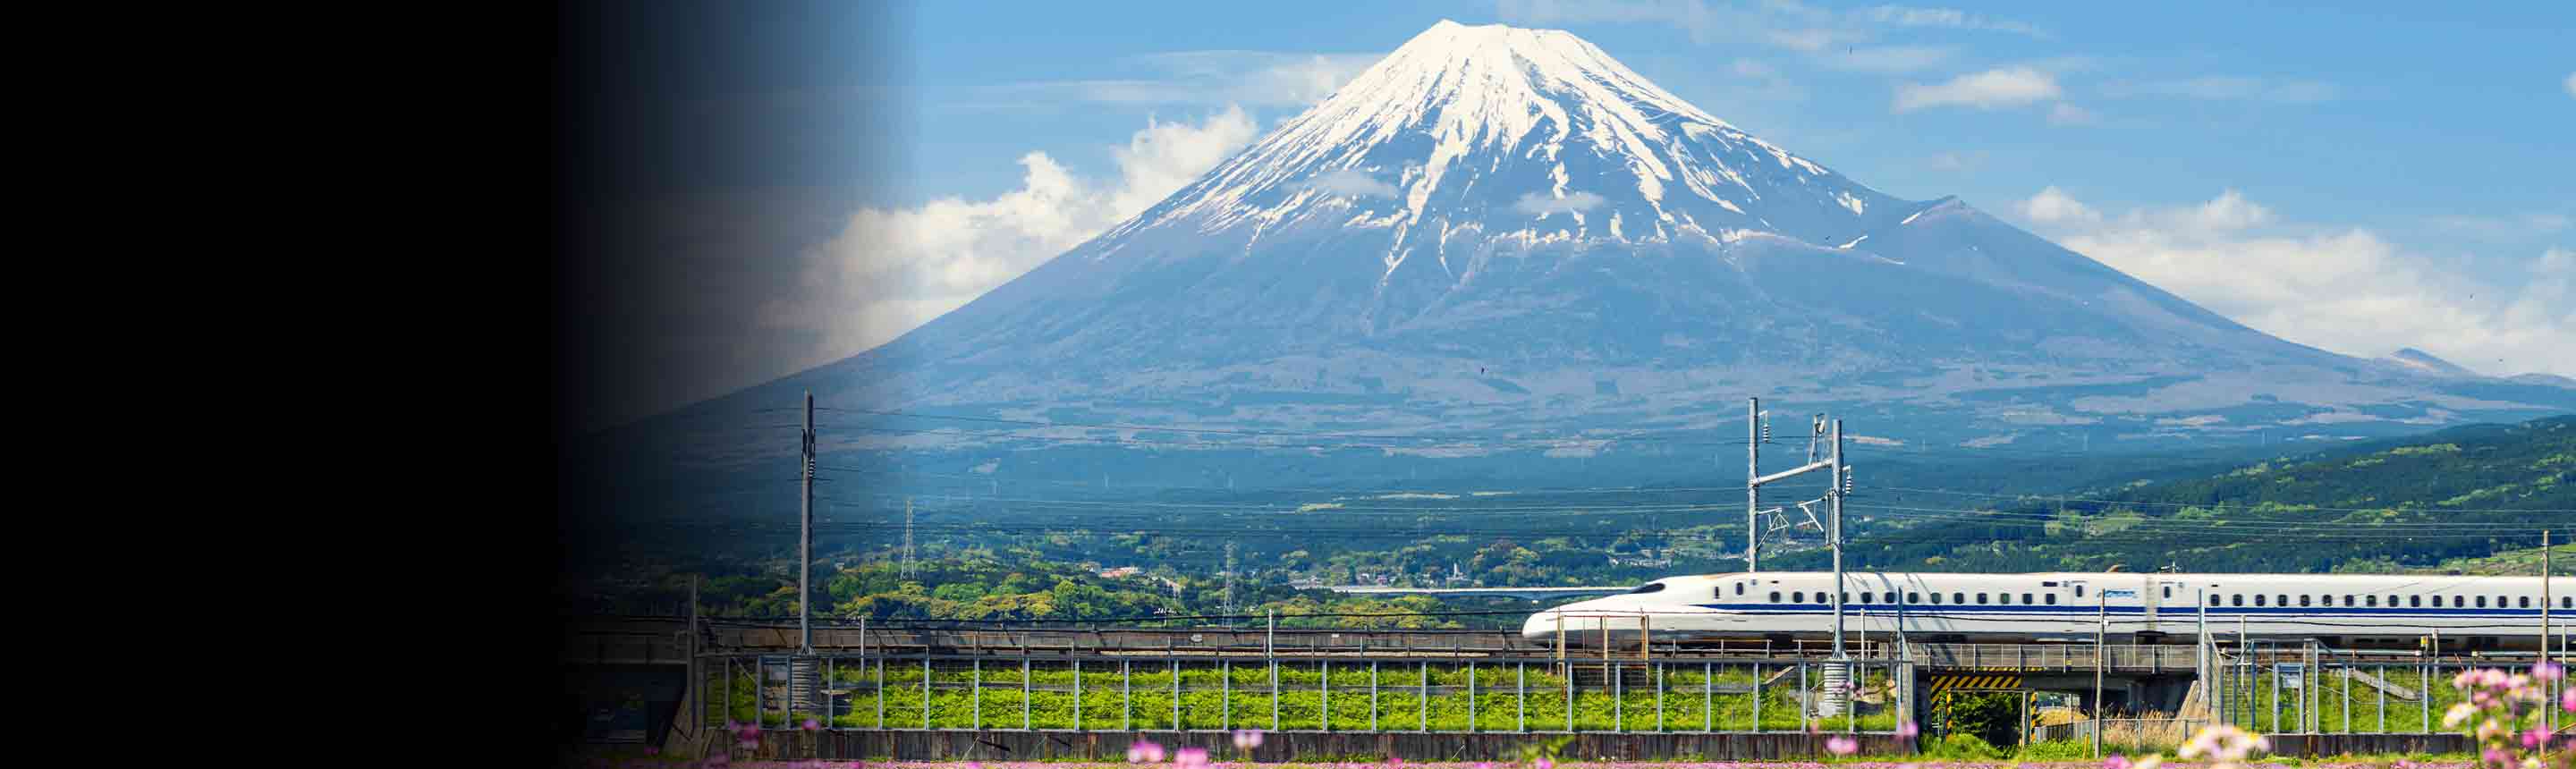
[1521,605,1572,639]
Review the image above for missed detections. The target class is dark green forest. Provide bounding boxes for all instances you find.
[564,416,2572,624]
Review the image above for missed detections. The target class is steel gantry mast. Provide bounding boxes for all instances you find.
[1744,398,1856,715]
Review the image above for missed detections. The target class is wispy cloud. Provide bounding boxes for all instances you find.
[1862,5,2051,38]
[760,106,1262,371]
[987,51,1381,107]
[1307,168,1398,199]
[1815,45,1953,73]
[2564,72,2575,98]
[1894,67,2061,112]
[1496,0,2046,55]
[2015,187,2576,377]
[2109,76,2342,104]
[1514,191,1609,215]
[2046,102,2099,126]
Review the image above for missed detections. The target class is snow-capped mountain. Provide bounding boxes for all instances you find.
[666,21,2572,474]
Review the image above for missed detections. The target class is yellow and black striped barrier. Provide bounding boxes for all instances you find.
[1926,672,2023,691]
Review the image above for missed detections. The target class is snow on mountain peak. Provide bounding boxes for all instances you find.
[1114,21,1902,258]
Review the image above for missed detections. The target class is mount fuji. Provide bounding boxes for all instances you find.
[641,21,2572,485]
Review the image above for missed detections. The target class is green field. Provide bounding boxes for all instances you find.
[706,660,1901,733]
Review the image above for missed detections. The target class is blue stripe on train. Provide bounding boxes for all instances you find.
[1690,603,2550,617]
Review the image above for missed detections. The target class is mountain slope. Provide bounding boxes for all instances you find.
[1814,416,2576,575]
[648,20,2572,494]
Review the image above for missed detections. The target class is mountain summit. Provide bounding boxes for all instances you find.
[692,21,2570,470]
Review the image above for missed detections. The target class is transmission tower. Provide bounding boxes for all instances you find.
[1223,542,1239,616]
[901,496,916,579]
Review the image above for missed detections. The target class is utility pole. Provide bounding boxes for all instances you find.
[2094,587,2107,758]
[800,390,814,654]
[1747,397,1760,572]
[1829,419,1847,661]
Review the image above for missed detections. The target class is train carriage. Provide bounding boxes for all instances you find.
[1523,571,2574,651]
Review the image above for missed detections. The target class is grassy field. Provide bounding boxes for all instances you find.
[703,661,1902,733]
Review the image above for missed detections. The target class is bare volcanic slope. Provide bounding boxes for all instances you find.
[686,21,2572,468]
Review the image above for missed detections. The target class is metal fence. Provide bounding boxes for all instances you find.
[701,653,1914,735]
[2209,646,2568,735]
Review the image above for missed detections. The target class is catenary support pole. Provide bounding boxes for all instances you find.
[1748,397,1760,571]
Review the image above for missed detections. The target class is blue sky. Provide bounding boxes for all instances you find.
[575,1,2573,427]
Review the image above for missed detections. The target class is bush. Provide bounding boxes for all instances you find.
[2015,739,2094,761]
[1921,733,2006,760]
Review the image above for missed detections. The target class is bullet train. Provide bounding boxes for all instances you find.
[1523,571,2574,651]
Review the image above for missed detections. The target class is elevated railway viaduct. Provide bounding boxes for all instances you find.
[563,617,2521,761]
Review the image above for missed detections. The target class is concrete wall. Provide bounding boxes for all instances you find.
[2261,733,2470,756]
[744,730,1913,763]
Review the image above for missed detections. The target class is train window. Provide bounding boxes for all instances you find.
[2278,595,2289,606]
[1863,592,1875,603]
[1735,583,1745,596]
[2453,596,2464,607]
[1929,592,1942,604]
[1997,593,2010,604]
[2519,596,2530,609]
[2046,594,2057,604]
[1793,591,1805,603]
[2163,586,2172,599]
[2231,595,2242,606]
[2475,596,2487,608]
[1769,591,1781,603]
[2023,593,2036,604]
[2075,586,2086,597]
[2343,596,2355,607]
[2564,597,2572,609]
[1977,593,1988,604]
[2409,596,2419,607]
[1842,592,1852,604]
[2299,595,2311,606]
[1907,592,1920,603]
[2255,595,2267,606]
[2366,596,2377,607]
[1953,592,1966,604]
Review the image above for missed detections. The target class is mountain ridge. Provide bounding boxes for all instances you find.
[632,21,2572,488]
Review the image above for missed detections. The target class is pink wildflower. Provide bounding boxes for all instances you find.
[1826,735,1859,756]
[1126,740,1165,764]
[1233,729,1265,749]
[2525,723,2553,749]
[2105,756,2132,769]
[802,718,821,731]
[2483,746,2512,767]
[1894,721,1920,739]
[1174,748,1210,769]
[2563,687,2575,713]
[2538,660,2566,682]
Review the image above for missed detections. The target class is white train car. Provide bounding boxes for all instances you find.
[1522,571,2574,651]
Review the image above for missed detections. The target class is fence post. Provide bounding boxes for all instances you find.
[1023,659,1031,731]
[1467,661,1477,733]
[922,657,931,730]
[1419,661,1428,732]
[1172,658,1181,731]
[1323,660,1331,732]
[1223,660,1232,730]
[1517,661,1527,733]
[1123,660,1131,731]
[973,658,982,729]
[1369,660,1379,731]
[875,658,884,728]
[1704,662,1714,732]
[1073,660,1082,731]
[1752,663,1762,733]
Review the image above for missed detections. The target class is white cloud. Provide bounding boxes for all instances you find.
[758,106,1260,371]
[2022,189,2576,377]
[2017,186,2098,224]
[1308,168,1398,199]
[994,51,1379,107]
[2564,72,2575,98]
[2114,76,2341,104]
[1863,4,2050,37]
[2046,102,2098,126]
[1513,191,1609,215]
[1894,67,2061,112]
